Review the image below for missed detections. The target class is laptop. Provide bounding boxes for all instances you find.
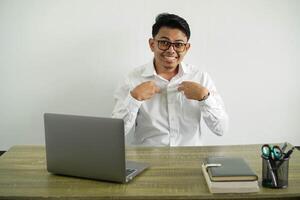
[44,113,149,183]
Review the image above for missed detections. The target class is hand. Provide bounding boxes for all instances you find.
[178,81,209,101]
[130,81,161,101]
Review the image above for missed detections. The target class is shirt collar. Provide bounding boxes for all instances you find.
[141,60,190,77]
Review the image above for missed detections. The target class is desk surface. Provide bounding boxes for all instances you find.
[0,144,299,200]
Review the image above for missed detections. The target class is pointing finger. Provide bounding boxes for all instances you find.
[177,85,184,92]
[155,86,161,93]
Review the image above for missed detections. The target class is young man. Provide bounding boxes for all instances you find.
[112,13,228,146]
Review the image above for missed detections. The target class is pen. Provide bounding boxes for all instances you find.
[281,142,288,153]
[284,147,295,159]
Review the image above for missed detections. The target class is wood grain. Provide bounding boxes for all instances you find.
[0,144,299,200]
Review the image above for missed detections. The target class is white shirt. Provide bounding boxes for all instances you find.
[112,61,229,146]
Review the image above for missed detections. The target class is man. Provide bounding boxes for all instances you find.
[112,13,228,146]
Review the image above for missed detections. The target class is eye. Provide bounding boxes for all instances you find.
[160,41,170,46]
[174,43,185,48]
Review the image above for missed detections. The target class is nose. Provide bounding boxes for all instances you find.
[166,44,176,52]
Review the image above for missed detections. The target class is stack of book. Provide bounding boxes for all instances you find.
[202,156,259,193]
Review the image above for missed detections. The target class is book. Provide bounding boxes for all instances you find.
[206,156,258,181]
[202,164,259,193]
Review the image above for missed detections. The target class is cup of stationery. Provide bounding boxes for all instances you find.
[262,156,289,188]
[261,143,294,188]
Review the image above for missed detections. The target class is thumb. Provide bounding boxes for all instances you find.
[177,84,184,92]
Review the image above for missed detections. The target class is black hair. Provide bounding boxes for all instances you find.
[152,13,191,40]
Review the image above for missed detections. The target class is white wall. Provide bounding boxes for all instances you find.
[1,0,299,150]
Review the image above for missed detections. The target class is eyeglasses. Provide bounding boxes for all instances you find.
[155,39,188,52]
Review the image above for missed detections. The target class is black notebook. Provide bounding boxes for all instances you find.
[205,156,258,182]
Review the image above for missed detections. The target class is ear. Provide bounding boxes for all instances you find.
[185,43,191,52]
[149,38,155,52]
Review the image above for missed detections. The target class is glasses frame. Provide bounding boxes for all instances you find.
[155,39,189,52]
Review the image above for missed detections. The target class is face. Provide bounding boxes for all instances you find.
[149,27,190,73]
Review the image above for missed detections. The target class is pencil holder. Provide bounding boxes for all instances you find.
[262,156,289,188]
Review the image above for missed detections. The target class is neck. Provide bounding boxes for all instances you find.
[154,61,179,81]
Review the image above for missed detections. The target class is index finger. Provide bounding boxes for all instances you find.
[155,86,161,93]
[177,82,185,91]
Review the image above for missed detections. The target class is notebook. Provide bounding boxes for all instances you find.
[205,156,258,181]
[44,113,149,183]
[201,164,259,193]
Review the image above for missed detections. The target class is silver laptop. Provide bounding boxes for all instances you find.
[44,113,149,183]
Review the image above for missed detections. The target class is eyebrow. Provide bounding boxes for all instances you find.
[158,37,186,43]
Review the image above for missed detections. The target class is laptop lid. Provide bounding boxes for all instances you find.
[44,113,128,183]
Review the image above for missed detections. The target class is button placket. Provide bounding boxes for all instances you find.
[166,85,179,145]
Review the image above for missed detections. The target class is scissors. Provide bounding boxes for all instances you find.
[261,144,283,161]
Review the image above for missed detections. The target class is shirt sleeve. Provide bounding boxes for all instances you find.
[198,73,229,136]
[112,78,142,136]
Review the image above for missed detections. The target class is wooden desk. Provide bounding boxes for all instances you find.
[0,144,299,200]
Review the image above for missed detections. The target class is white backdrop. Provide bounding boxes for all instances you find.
[1,0,299,150]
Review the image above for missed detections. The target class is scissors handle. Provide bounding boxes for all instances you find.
[261,144,283,160]
[261,144,271,158]
[272,145,283,160]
